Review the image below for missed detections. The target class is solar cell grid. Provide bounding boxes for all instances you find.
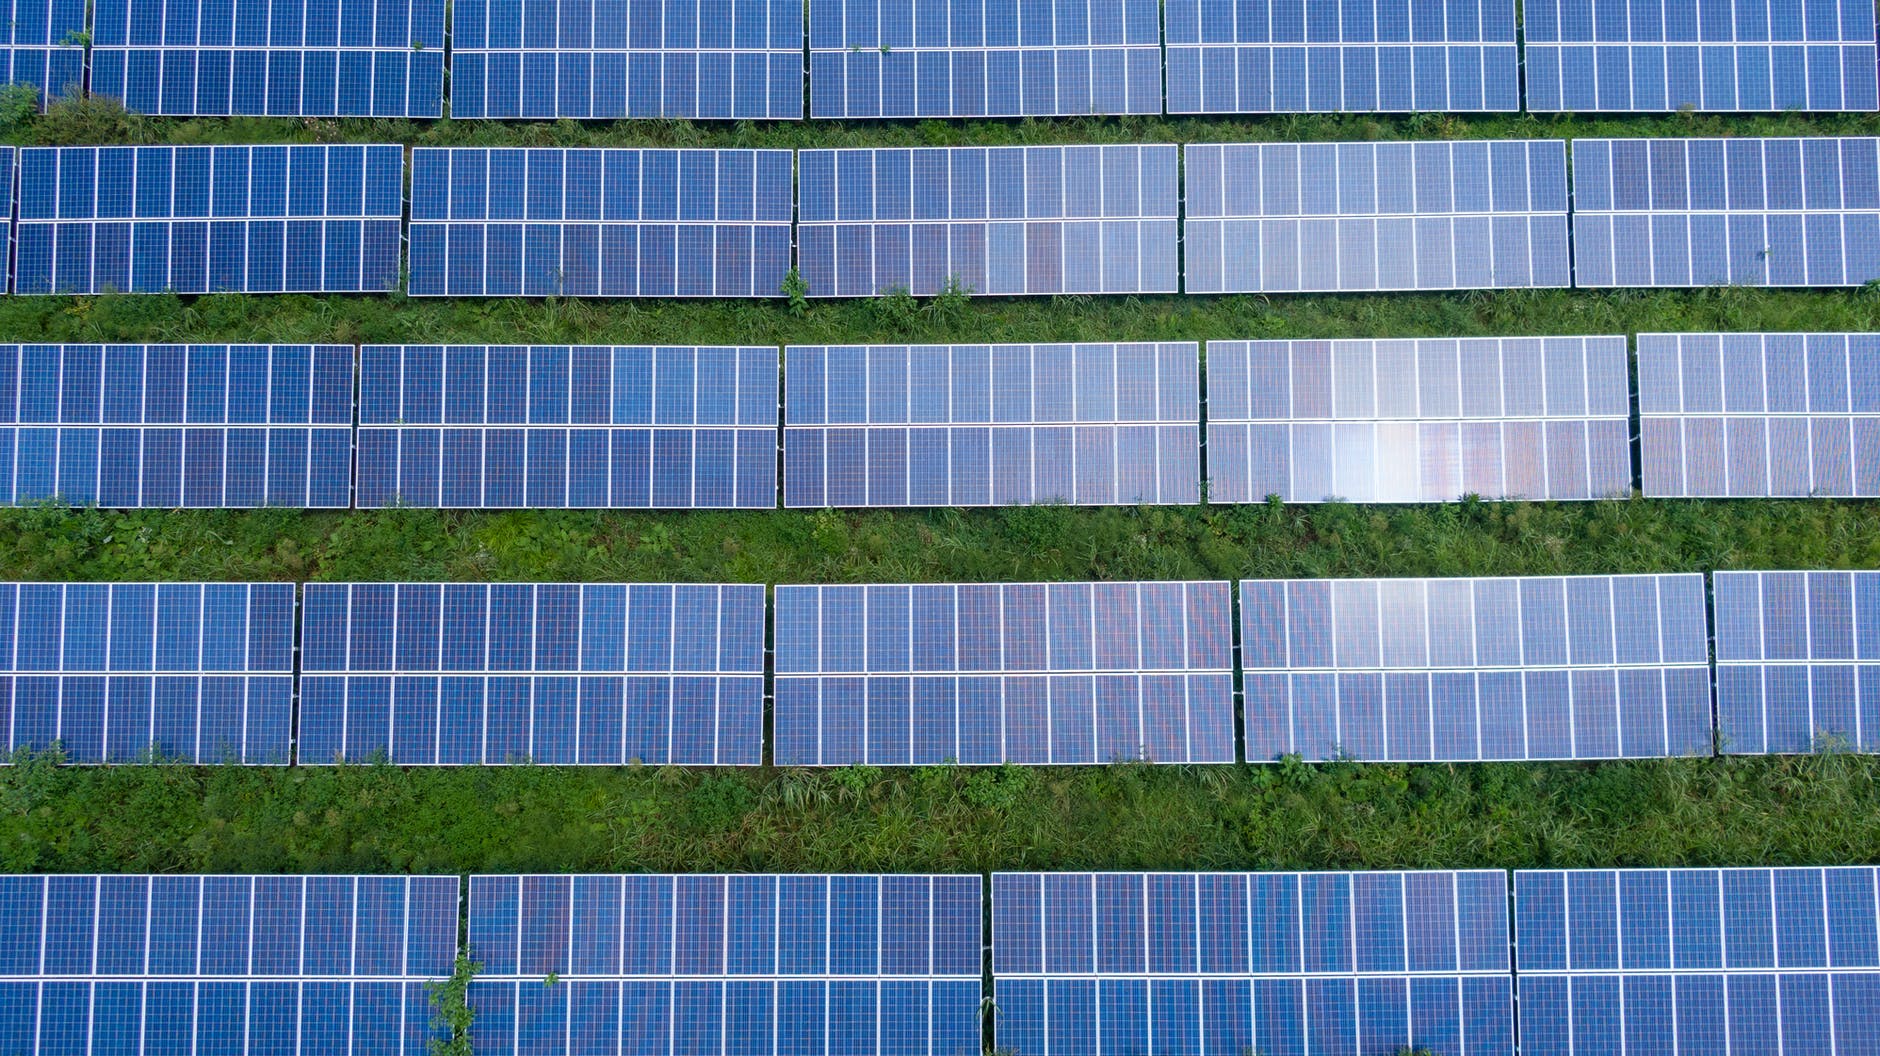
[0,0,83,108]
[1714,570,1880,755]
[1240,574,1714,762]
[1183,140,1571,294]
[772,581,1235,765]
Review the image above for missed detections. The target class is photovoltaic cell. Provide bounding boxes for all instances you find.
[0,344,355,508]
[1184,140,1571,293]
[407,147,794,298]
[1516,868,1880,1056]
[1572,137,1880,288]
[1714,570,1880,754]
[465,874,982,1056]
[1206,336,1632,504]
[808,0,1161,117]
[1525,0,1879,111]
[0,874,460,1056]
[1637,332,1880,497]
[14,144,405,295]
[449,0,803,118]
[784,343,1199,508]
[797,145,1180,297]
[0,0,83,108]
[773,581,1235,765]
[1166,0,1519,113]
[356,345,778,509]
[0,582,295,764]
[89,0,447,117]
[1240,574,1713,762]
[296,583,766,765]
[992,871,1514,1056]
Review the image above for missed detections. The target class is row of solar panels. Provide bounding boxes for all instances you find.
[2,571,1872,766]
[8,138,1880,296]
[4,0,1876,119]
[2,867,1877,1056]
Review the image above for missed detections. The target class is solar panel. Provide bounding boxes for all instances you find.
[797,145,1180,297]
[466,874,982,1056]
[1525,0,1879,111]
[1241,574,1713,762]
[1184,140,1571,293]
[408,147,794,298]
[993,870,1514,1056]
[0,0,83,107]
[774,581,1235,765]
[1166,0,1519,113]
[0,874,460,1056]
[14,144,405,296]
[449,0,803,118]
[0,582,295,764]
[297,583,766,765]
[1573,137,1880,288]
[1714,570,1880,755]
[356,345,778,509]
[1516,867,1880,1056]
[808,0,1161,117]
[89,0,446,116]
[0,344,355,508]
[1638,332,1880,497]
[784,343,1199,508]
[1206,336,1633,503]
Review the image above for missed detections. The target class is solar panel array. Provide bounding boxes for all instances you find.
[0,874,460,1056]
[1183,140,1571,294]
[797,146,1180,297]
[356,345,778,509]
[1205,337,1632,504]
[783,343,1199,508]
[1573,138,1880,288]
[993,870,1515,1056]
[1240,574,1713,762]
[1714,570,1880,755]
[297,583,765,766]
[1516,867,1880,1056]
[1165,0,1520,114]
[0,582,295,764]
[773,581,1234,765]
[466,874,983,1056]
[809,0,1161,118]
[1638,332,1880,498]
[407,147,794,298]
[0,344,355,508]
[88,0,446,116]
[0,0,83,107]
[1525,0,1880,112]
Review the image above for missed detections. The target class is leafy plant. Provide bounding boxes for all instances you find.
[426,955,480,1056]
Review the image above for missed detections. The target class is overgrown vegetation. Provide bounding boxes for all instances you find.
[426,955,481,1056]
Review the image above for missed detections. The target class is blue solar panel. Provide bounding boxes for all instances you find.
[1526,0,1879,111]
[1516,867,1880,1056]
[1166,0,1519,113]
[1638,332,1880,497]
[450,0,803,118]
[993,871,1514,1056]
[14,144,405,295]
[356,345,777,509]
[89,0,446,116]
[797,146,1180,297]
[0,0,82,107]
[1184,140,1571,293]
[1714,570,1880,755]
[0,344,354,508]
[1241,574,1713,762]
[1206,336,1632,503]
[1573,138,1880,288]
[0,874,460,1056]
[297,583,766,765]
[774,581,1235,765]
[809,0,1161,117]
[785,343,1199,507]
[408,147,794,298]
[0,582,295,764]
[466,874,982,1056]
